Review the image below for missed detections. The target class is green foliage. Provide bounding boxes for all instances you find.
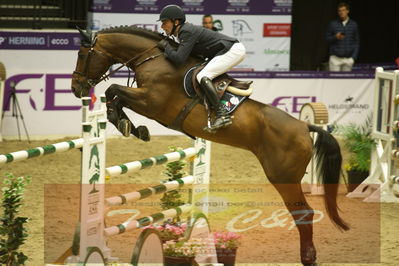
[0,174,31,266]
[163,238,205,258]
[160,147,189,223]
[334,116,375,172]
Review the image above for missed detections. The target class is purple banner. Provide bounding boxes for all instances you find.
[0,31,81,50]
[227,70,374,79]
[90,0,292,15]
[109,69,374,79]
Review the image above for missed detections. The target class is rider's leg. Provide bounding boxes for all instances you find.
[200,77,232,129]
[197,42,246,130]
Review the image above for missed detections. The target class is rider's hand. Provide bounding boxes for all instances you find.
[157,39,168,51]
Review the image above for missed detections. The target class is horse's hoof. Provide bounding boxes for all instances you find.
[136,126,150,142]
[118,119,132,137]
[301,246,317,266]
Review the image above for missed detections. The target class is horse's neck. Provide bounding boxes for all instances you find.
[99,33,156,61]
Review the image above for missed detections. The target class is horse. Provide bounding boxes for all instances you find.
[71,26,349,265]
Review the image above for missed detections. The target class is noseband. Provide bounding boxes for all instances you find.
[74,37,162,88]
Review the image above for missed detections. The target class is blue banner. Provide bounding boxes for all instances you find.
[0,31,81,50]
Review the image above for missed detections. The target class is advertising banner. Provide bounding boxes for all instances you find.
[90,0,292,15]
[0,30,374,139]
[89,0,292,71]
[249,76,374,125]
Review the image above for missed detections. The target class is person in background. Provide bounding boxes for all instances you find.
[326,2,359,71]
[202,14,218,31]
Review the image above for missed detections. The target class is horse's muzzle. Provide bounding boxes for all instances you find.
[71,86,81,98]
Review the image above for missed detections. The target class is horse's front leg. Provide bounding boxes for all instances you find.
[105,84,150,141]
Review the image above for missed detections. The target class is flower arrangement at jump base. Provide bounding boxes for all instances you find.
[163,239,204,258]
[213,231,241,265]
[144,222,187,242]
[163,238,207,265]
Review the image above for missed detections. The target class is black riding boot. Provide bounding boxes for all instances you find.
[200,77,232,130]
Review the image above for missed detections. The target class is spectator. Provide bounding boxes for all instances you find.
[326,2,359,71]
[202,14,218,31]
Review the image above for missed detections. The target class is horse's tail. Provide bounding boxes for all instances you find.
[308,124,350,231]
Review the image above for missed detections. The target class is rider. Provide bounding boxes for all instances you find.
[157,5,246,131]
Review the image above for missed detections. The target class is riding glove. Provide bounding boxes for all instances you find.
[157,39,169,51]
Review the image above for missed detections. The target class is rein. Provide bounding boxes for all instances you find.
[75,43,161,87]
[98,44,161,84]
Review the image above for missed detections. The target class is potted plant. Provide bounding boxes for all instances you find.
[213,231,241,266]
[163,238,205,266]
[334,116,375,192]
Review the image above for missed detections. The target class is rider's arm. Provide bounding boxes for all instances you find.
[164,28,198,65]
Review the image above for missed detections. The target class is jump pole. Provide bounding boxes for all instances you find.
[77,95,213,263]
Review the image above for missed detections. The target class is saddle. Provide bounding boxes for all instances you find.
[185,65,252,96]
[169,64,253,134]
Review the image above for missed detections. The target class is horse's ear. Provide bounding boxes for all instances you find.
[87,28,93,40]
[76,26,91,46]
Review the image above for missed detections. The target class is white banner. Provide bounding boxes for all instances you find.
[250,78,374,125]
[0,39,374,139]
[90,13,291,71]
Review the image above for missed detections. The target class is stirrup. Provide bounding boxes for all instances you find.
[213,115,233,128]
[203,115,233,133]
[118,119,132,137]
[203,109,217,133]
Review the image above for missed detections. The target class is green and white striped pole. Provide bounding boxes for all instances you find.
[105,147,196,178]
[104,204,192,237]
[105,175,195,206]
[0,138,84,164]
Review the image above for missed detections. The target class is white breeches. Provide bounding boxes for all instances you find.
[196,42,246,82]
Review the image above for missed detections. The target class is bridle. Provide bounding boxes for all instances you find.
[73,36,163,88]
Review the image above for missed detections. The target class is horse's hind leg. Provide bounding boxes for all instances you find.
[105,84,150,141]
[272,183,317,265]
[257,141,317,265]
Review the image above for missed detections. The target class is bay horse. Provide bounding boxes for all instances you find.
[71,26,349,265]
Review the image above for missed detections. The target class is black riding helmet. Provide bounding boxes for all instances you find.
[158,5,186,23]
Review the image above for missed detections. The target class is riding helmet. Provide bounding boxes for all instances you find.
[158,5,186,22]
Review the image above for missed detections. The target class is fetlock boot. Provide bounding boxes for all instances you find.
[200,77,232,130]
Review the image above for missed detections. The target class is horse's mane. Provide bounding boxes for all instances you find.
[98,25,164,42]
[97,25,198,60]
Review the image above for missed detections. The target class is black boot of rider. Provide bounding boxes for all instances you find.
[200,77,232,130]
